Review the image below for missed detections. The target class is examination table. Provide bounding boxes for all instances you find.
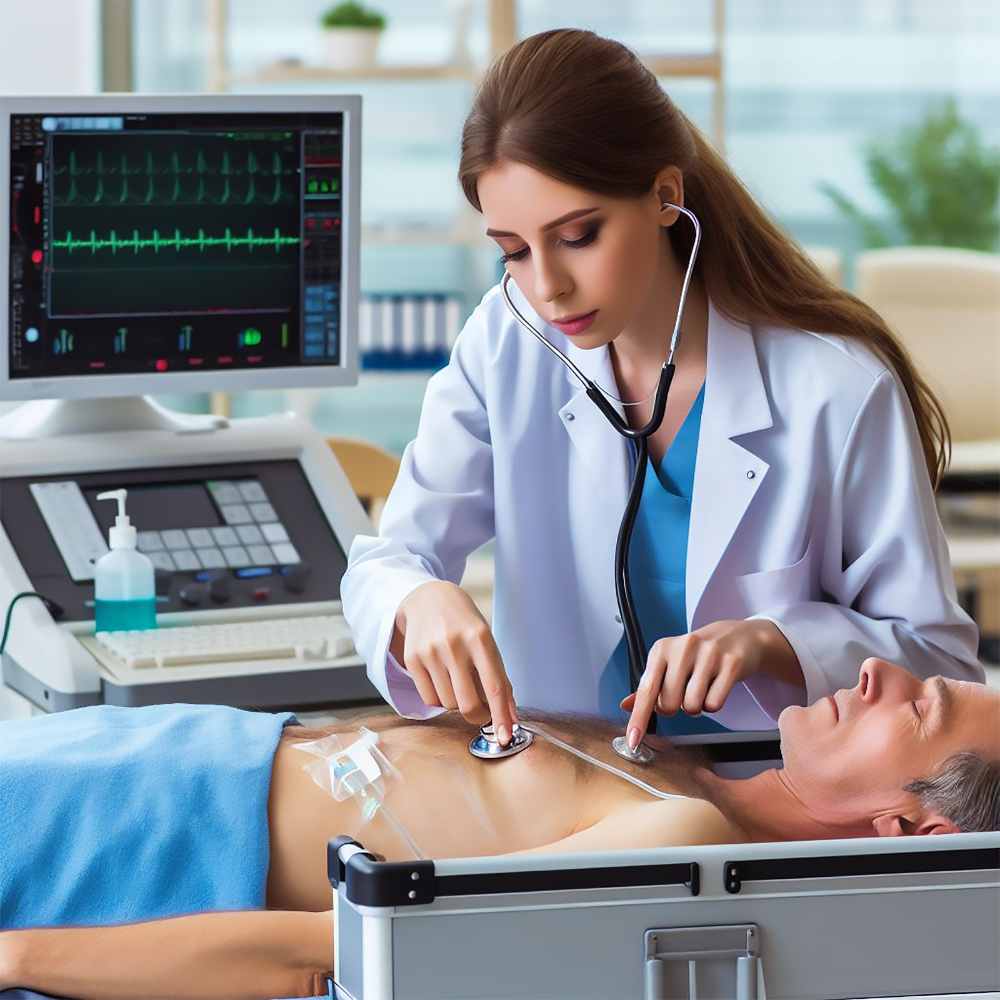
[5,731,999,1000]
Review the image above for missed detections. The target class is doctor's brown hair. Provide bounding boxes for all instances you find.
[458,29,951,488]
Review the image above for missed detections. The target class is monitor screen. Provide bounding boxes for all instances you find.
[3,99,360,397]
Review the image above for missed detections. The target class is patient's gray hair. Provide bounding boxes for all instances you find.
[904,752,1000,833]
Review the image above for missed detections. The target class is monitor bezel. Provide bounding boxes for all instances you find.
[0,93,361,401]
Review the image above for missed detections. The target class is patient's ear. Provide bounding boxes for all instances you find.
[872,812,961,837]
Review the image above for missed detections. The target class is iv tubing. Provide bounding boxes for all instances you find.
[377,799,426,860]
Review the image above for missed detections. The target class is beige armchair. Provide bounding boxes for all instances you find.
[804,245,844,286]
[856,246,1000,657]
[855,247,1000,449]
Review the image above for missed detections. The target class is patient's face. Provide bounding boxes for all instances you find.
[779,658,1000,830]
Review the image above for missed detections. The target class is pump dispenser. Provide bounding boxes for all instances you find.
[94,489,157,632]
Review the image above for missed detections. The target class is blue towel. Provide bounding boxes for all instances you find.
[0,703,295,930]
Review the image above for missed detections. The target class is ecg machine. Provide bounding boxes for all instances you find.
[0,94,381,716]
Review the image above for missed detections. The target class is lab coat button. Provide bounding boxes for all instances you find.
[746,470,756,479]
[564,412,574,421]
[614,614,622,623]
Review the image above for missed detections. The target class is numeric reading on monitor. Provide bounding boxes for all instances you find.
[8,113,345,377]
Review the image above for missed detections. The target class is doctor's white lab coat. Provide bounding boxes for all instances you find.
[341,280,983,729]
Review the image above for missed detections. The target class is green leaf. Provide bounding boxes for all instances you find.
[819,98,1000,250]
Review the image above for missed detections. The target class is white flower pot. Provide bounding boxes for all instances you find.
[322,27,383,70]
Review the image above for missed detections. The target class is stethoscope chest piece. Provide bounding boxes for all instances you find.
[469,723,534,760]
[611,734,656,765]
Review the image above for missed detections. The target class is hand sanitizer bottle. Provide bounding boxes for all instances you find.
[94,489,157,633]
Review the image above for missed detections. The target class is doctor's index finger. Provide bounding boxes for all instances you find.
[626,661,668,748]
[468,626,516,742]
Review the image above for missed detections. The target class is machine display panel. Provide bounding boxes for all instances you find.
[1,460,348,622]
[8,111,345,379]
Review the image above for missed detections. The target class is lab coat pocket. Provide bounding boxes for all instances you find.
[733,538,815,613]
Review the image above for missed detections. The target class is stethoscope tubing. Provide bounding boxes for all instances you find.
[500,203,703,710]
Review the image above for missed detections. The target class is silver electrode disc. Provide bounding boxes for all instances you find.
[611,735,656,765]
[469,723,534,760]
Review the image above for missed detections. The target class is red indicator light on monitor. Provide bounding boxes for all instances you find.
[33,207,41,224]
[31,250,43,265]
[156,359,168,372]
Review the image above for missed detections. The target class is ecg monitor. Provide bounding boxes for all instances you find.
[1,95,361,399]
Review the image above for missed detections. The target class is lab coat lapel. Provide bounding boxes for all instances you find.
[557,339,633,552]
[555,339,633,667]
[687,300,772,628]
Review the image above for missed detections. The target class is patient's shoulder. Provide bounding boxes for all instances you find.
[648,795,750,847]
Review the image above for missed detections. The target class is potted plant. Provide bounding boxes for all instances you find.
[820,98,1000,251]
[320,2,387,70]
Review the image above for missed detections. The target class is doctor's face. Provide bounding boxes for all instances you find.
[778,658,1000,832]
[478,160,674,349]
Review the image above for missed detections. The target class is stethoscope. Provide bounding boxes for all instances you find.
[471,202,702,766]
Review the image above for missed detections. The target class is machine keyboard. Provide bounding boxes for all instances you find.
[94,615,355,669]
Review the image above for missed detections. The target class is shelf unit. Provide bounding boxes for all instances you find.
[204,0,726,247]
[201,0,725,415]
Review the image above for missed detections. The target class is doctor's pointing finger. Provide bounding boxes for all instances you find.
[341,28,982,751]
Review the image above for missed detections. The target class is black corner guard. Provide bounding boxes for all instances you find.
[328,835,435,906]
[724,846,1000,894]
[328,836,362,889]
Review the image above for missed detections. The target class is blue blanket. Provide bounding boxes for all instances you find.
[0,703,295,930]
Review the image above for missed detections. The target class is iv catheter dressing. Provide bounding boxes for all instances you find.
[500,203,702,762]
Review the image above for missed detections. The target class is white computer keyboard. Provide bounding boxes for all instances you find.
[93,615,356,669]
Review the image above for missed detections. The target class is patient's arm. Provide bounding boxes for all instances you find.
[0,908,333,1000]
[509,797,746,856]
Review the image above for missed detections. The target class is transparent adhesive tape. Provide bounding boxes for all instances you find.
[294,726,425,859]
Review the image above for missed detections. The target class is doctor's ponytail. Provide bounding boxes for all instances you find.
[459,28,951,488]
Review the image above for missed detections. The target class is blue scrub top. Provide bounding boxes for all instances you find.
[598,383,727,734]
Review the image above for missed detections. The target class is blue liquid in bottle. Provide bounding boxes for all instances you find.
[94,597,158,632]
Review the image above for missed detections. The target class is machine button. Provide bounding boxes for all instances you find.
[172,549,201,571]
[261,522,289,544]
[211,526,239,547]
[197,547,227,569]
[222,545,251,568]
[221,504,252,525]
[137,531,164,552]
[236,524,264,545]
[149,551,176,571]
[238,481,268,503]
[252,587,271,601]
[208,482,241,505]
[247,544,275,565]
[186,528,213,548]
[250,502,277,522]
[208,574,232,603]
[272,542,300,564]
[161,529,189,550]
[236,567,273,579]
[179,583,208,607]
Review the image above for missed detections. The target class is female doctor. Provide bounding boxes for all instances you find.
[341,29,983,751]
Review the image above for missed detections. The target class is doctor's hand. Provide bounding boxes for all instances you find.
[392,580,519,743]
[618,619,802,749]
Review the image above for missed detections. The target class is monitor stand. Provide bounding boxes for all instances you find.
[0,397,230,440]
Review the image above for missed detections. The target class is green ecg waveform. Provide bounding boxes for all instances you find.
[51,226,301,255]
[55,148,296,206]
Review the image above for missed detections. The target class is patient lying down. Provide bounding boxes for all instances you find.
[2,657,997,1000]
